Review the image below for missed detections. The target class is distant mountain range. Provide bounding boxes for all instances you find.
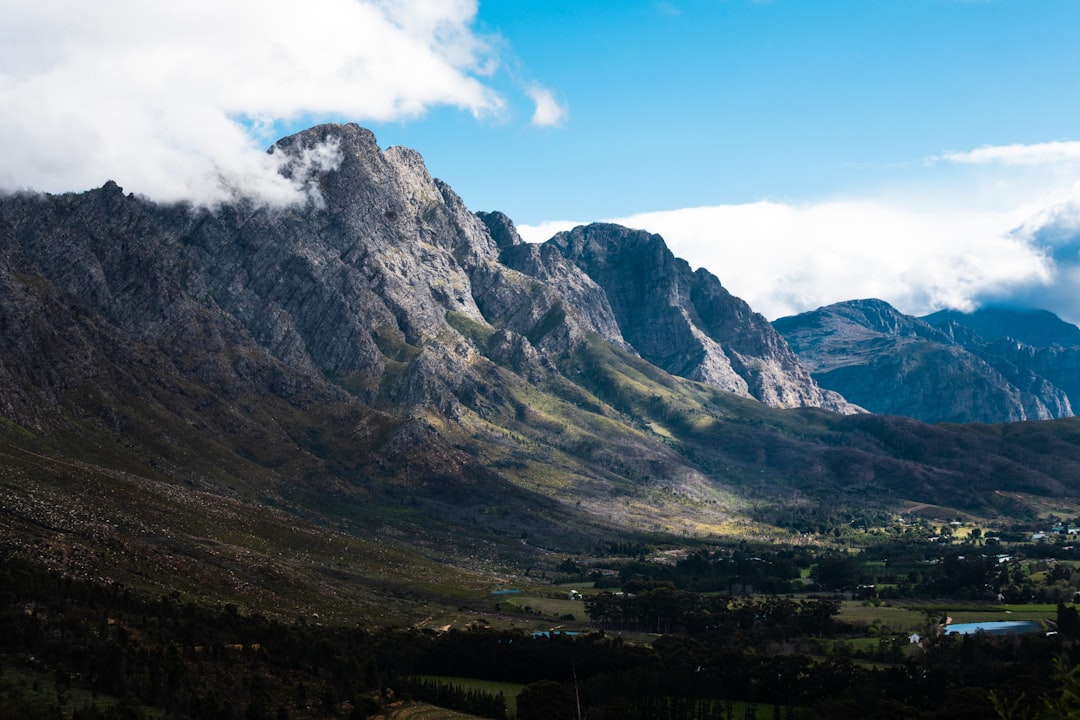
[774,300,1080,424]
[5,123,1080,615]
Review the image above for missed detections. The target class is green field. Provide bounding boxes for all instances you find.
[838,600,1059,634]
[496,592,590,623]
[837,601,926,633]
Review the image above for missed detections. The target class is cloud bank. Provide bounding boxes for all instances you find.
[0,0,502,205]
[521,142,1080,326]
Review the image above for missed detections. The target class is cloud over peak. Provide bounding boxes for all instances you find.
[0,0,506,206]
[520,142,1080,326]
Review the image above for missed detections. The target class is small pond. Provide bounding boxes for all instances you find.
[944,620,1042,636]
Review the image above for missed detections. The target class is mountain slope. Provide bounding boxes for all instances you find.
[6,124,1080,617]
[774,299,1073,423]
[546,223,855,412]
[925,307,1080,416]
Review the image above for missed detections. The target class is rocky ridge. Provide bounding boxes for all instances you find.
[546,224,855,412]
[774,299,1078,423]
[1,123,845,425]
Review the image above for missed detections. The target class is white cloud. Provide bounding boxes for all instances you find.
[520,148,1080,325]
[610,200,1054,321]
[941,141,1080,166]
[0,0,503,205]
[526,85,568,128]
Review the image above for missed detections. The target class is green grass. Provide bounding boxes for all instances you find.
[838,602,927,633]
[945,608,1054,624]
[498,593,589,623]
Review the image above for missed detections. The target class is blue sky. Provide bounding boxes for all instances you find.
[368,0,1080,223]
[3,0,1080,322]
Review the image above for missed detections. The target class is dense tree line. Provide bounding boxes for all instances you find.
[615,548,809,594]
[584,587,840,638]
[398,677,506,719]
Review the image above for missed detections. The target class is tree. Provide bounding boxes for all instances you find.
[812,555,862,591]
[1057,602,1080,639]
[517,680,576,720]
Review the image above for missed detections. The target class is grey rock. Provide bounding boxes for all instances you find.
[547,223,857,412]
[924,307,1080,417]
[0,122,858,442]
[775,299,1074,423]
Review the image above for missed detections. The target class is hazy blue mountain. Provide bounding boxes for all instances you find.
[775,299,1074,423]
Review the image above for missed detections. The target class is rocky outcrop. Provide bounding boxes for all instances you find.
[12,121,1080,565]
[925,307,1080,348]
[774,299,1075,423]
[924,307,1080,417]
[546,224,856,412]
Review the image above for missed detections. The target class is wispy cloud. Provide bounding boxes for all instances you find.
[0,0,506,206]
[940,141,1080,166]
[526,85,569,128]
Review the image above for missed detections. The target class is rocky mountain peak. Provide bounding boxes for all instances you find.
[547,224,857,412]
[0,123,867,437]
[924,307,1080,348]
[476,211,524,250]
[774,298,1075,423]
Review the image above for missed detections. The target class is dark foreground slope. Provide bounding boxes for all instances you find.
[4,124,1080,618]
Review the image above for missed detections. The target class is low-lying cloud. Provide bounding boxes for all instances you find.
[521,142,1080,326]
[0,0,502,206]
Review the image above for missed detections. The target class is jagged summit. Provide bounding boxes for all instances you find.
[1,122,882,579]
[924,306,1080,348]
[775,298,1077,423]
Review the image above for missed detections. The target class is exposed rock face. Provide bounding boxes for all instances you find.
[775,299,1075,423]
[546,224,856,412]
[925,307,1080,348]
[14,121,1080,569]
[0,123,855,436]
[924,308,1080,417]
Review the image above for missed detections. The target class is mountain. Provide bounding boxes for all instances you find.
[925,307,1080,348]
[774,299,1076,423]
[924,307,1080,416]
[7,123,1080,618]
[544,224,855,412]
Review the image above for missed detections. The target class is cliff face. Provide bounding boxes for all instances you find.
[546,224,856,412]
[925,308,1080,419]
[775,299,1076,423]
